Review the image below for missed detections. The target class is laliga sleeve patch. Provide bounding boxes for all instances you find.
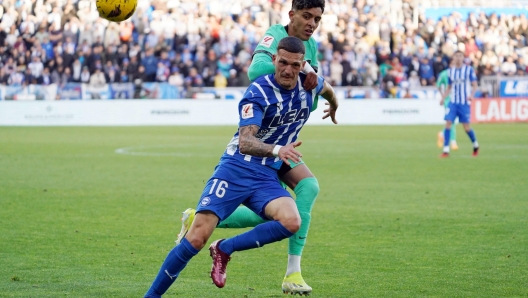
[259,36,274,48]
[241,103,254,119]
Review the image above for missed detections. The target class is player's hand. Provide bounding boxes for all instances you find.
[467,97,473,103]
[322,102,338,124]
[303,72,318,91]
[278,141,303,166]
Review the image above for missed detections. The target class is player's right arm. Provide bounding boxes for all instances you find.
[239,125,302,165]
[437,71,447,103]
[248,35,280,81]
[441,72,452,106]
[441,85,451,106]
[238,87,302,165]
[249,30,318,90]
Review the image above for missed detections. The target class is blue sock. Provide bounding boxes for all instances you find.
[467,129,477,143]
[219,221,294,255]
[444,128,451,147]
[144,238,199,298]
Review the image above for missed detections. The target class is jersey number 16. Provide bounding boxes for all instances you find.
[209,179,229,198]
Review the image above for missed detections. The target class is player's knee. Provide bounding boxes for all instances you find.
[280,214,301,233]
[303,177,320,197]
[186,233,208,250]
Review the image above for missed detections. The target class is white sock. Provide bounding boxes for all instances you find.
[473,141,479,148]
[286,254,301,276]
[443,146,450,153]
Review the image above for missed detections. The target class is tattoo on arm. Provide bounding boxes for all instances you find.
[239,125,275,157]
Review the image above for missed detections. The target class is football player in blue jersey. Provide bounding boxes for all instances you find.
[440,51,479,158]
[144,36,338,297]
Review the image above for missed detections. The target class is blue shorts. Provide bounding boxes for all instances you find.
[195,158,292,222]
[445,103,470,123]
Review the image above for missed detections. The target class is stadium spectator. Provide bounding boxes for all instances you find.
[330,52,343,86]
[501,56,517,76]
[227,69,239,87]
[419,58,435,85]
[213,70,227,88]
[89,68,106,86]
[2,0,528,99]
[40,67,52,85]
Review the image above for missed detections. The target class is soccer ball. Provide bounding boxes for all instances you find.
[96,0,137,22]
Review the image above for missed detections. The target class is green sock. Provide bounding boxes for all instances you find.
[451,124,457,142]
[217,206,266,228]
[288,177,319,256]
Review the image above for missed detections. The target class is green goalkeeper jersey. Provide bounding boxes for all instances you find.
[248,24,320,111]
[437,69,450,108]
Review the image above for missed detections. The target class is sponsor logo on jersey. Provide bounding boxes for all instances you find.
[241,103,254,119]
[260,36,274,48]
[269,107,310,128]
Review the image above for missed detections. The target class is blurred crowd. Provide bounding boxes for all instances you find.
[1,0,528,97]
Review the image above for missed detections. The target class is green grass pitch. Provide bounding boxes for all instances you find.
[1,124,527,297]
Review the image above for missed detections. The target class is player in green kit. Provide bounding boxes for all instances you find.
[436,65,459,150]
[175,0,330,296]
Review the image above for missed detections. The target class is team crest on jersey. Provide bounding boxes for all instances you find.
[241,103,254,119]
[200,197,211,207]
[260,36,274,48]
[299,90,307,101]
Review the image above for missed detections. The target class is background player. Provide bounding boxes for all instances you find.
[176,0,327,295]
[440,51,479,158]
[146,37,339,298]
[437,61,458,150]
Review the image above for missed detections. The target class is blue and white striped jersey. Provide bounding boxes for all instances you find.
[221,73,325,169]
[448,65,478,105]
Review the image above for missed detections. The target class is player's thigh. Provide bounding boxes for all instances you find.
[264,196,301,232]
[457,105,471,124]
[264,197,300,221]
[196,176,250,223]
[444,103,458,122]
[278,160,315,190]
[244,179,292,220]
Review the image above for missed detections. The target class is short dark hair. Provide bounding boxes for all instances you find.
[454,50,464,55]
[291,0,325,13]
[277,37,306,55]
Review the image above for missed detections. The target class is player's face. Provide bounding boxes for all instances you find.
[273,49,306,89]
[453,52,464,66]
[288,7,323,41]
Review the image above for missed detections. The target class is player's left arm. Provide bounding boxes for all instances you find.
[469,67,478,102]
[317,78,339,124]
[302,39,319,91]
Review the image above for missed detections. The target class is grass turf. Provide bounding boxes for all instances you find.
[0,124,527,297]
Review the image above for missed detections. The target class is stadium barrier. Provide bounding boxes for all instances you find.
[0,83,444,100]
[0,99,445,126]
[471,98,528,123]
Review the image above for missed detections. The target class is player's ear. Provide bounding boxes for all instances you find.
[302,60,306,69]
[272,54,277,63]
[288,10,294,21]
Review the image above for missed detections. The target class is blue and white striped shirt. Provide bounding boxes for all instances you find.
[448,65,478,105]
[221,73,325,169]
